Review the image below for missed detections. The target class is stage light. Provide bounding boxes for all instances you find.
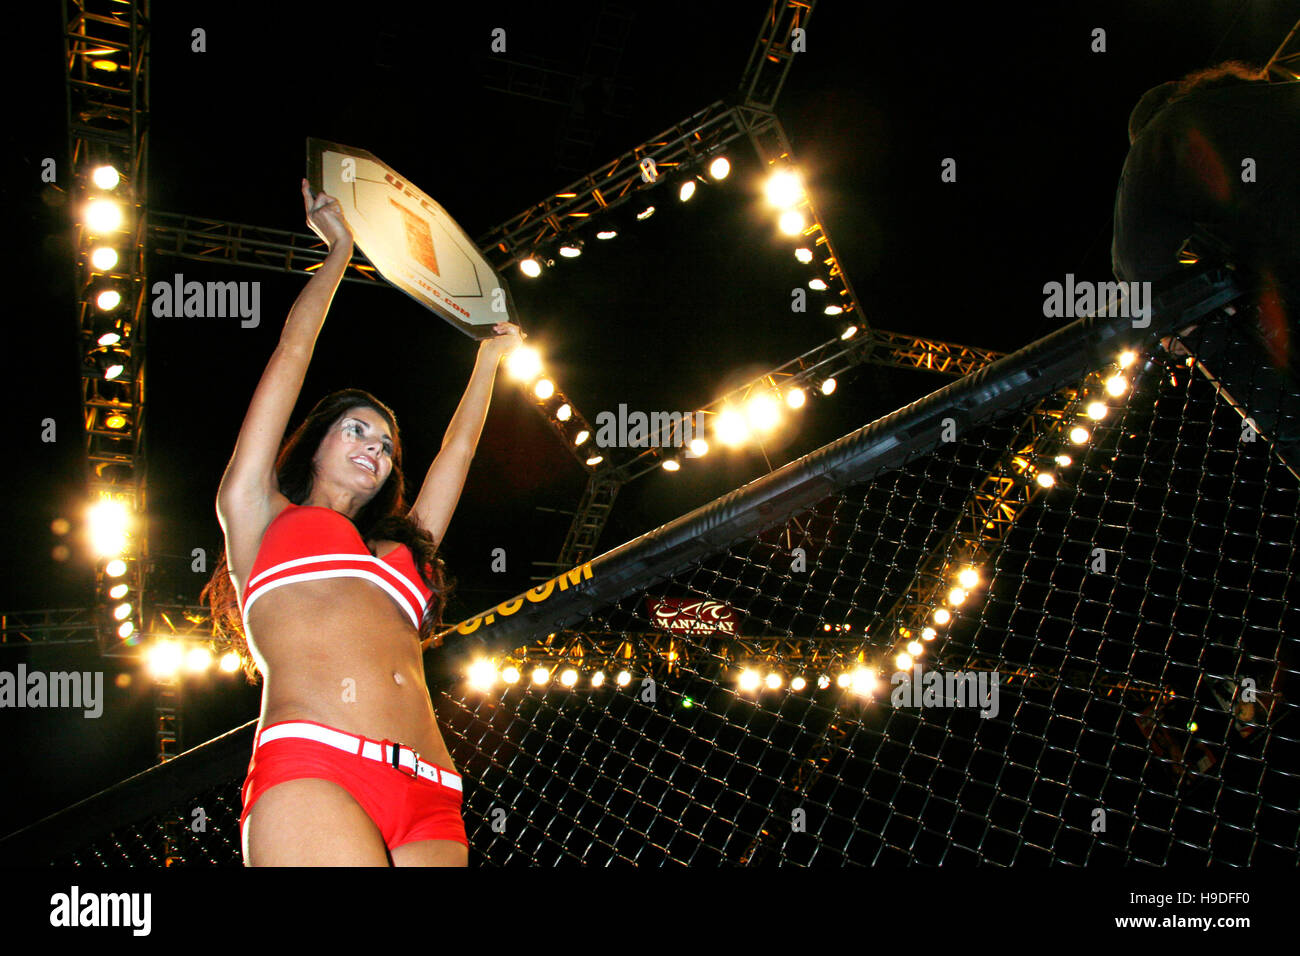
[560,668,579,687]
[574,429,590,446]
[791,676,807,691]
[906,641,924,658]
[519,257,541,278]
[146,641,182,680]
[1070,426,1090,444]
[922,627,937,641]
[958,568,978,589]
[105,361,126,381]
[840,325,857,339]
[662,458,680,471]
[809,278,828,291]
[824,305,843,316]
[1055,454,1072,466]
[636,206,655,221]
[104,413,128,430]
[117,621,133,639]
[97,330,121,346]
[688,438,708,457]
[616,670,632,687]
[91,247,118,271]
[219,652,241,674]
[505,345,541,380]
[948,588,967,606]
[92,165,121,190]
[779,210,805,235]
[556,403,572,422]
[933,608,951,625]
[585,454,603,466]
[558,242,583,258]
[836,672,851,688]
[531,666,550,686]
[851,668,877,695]
[1086,402,1107,420]
[468,659,496,691]
[186,646,213,673]
[105,558,126,577]
[596,229,617,240]
[1036,472,1056,488]
[765,672,782,689]
[896,652,913,670]
[765,170,803,208]
[821,378,837,396]
[88,499,128,558]
[1105,374,1128,397]
[745,392,780,432]
[1118,350,1137,368]
[823,623,831,631]
[678,180,696,201]
[91,59,118,72]
[785,387,806,409]
[108,583,128,599]
[738,668,761,692]
[96,289,121,311]
[85,199,123,233]
[794,247,813,264]
[715,407,749,447]
[502,665,520,684]
[533,379,555,399]
[113,602,132,621]
[591,670,605,687]
[709,156,730,180]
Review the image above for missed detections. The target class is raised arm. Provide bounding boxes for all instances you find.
[409,323,523,547]
[217,181,354,527]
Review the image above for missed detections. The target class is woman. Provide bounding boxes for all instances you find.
[202,179,522,865]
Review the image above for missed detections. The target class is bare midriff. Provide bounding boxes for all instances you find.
[242,573,456,774]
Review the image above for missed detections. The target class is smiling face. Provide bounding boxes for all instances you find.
[312,405,396,501]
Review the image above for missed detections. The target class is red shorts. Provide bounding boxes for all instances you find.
[240,719,468,851]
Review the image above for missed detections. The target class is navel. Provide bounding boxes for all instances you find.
[393,672,404,685]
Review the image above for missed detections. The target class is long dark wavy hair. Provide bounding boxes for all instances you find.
[201,388,455,682]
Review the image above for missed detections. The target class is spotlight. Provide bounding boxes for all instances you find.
[785,387,806,409]
[591,670,605,687]
[1070,426,1090,444]
[824,305,843,316]
[851,668,877,695]
[596,229,617,240]
[817,675,831,689]
[88,499,128,558]
[708,156,730,180]
[105,412,128,429]
[794,247,813,264]
[1036,472,1056,488]
[922,627,937,641]
[105,559,126,577]
[558,242,583,258]
[895,653,913,670]
[92,165,121,189]
[678,180,696,201]
[765,170,803,208]
[662,458,680,472]
[958,568,978,589]
[560,668,578,688]
[1118,350,1137,368]
[907,640,923,656]
[108,583,128,599]
[688,438,708,457]
[186,646,213,673]
[821,378,837,396]
[146,641,182,680]
[519,258,541,278]
[836,673,851,689]
[1105,374,1128,397]
[745,392,780,432]
[791,676,806,691]
[1086,402,1107,421]
[533,379,555,399]
[616,670,632,687]
[505,345,542,380]
[765,672,782,690]
[468,659,497,691]
[556,403,572,422]
[585,455,603,467]
[1055,454,1072,466]
[948,588,967,606]
[574,429,590,446]
[636,206,655,221]
[113,602,132,621]
[840,325,857,339]
[502,665,520,684]
[531,666,550,686]
[808,278,828,290]
[219,652,241,673]
[117,621,134,639]
[91,247,118,271]
[779,210,805,235]
[96,289,121,311]
[738,668,761,692]
[85,199,123,233]
[715,407,749,447]
[933,608,951,625]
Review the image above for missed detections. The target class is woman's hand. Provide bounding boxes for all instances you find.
[480,322,526,360]
[302,178,354,252]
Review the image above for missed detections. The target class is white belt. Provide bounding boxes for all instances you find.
[257,721,463,792]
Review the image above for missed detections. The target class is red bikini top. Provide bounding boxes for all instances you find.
[241,503,433,629]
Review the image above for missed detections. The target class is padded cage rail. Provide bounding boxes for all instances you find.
[3,265,1297,865]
